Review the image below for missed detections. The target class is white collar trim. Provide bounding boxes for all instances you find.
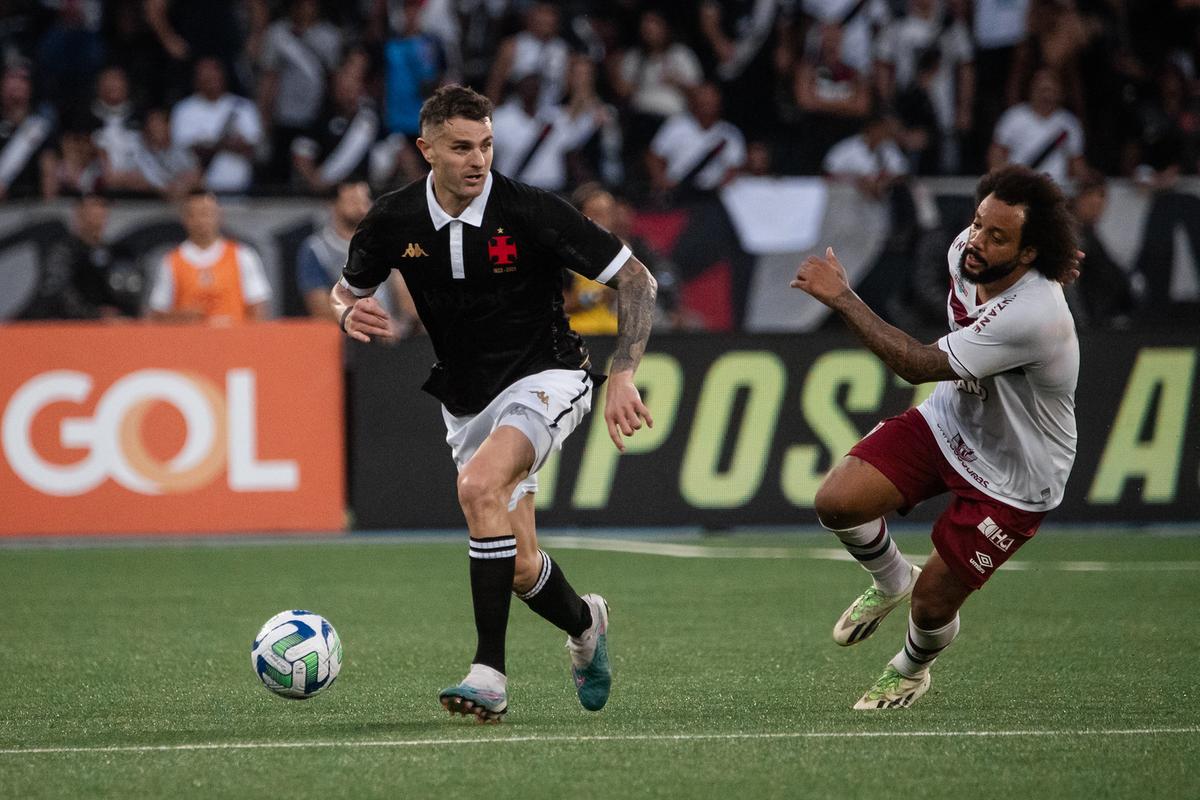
[426,171,493,230]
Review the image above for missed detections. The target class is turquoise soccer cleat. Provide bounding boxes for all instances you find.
[568,594,611,711]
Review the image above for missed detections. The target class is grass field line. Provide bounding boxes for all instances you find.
[542,536,1200,572]
[4,727,1199,756]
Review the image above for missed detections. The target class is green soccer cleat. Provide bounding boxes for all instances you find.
[568,594,611,711]
[832,564,920,646]
[439,677,508,723]
[853,665,931,710]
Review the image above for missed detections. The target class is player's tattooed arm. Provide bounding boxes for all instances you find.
[604,257,658,451]
[608,257,658,375]
[828,290,958,384]
[792,247,958,384]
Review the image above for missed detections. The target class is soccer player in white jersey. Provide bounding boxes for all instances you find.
[791,165,1081,709]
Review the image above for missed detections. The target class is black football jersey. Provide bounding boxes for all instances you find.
[343,171,629,414]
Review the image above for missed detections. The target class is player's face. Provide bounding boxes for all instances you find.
[961,193,1035,285]
[418,117,493,212]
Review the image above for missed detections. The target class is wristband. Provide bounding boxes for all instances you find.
[339,305,353,333]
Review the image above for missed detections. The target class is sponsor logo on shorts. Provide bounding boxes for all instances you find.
[978,516,1015,551]
[969,551,994,574]
[530,390,550,409]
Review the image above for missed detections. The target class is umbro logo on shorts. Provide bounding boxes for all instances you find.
[970,551,994,573]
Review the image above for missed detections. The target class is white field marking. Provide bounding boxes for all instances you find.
[3,727,1199,756]
[541,537,1200,572]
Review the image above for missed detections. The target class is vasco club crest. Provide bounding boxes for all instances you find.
[488,228,518,272]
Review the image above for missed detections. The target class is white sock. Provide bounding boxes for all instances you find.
[825,518,913,595]
[889,613,960,678]
[466,663,507,691]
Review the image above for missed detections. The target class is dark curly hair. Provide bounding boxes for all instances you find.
[418,84,493,137]
[974,165,1077,282]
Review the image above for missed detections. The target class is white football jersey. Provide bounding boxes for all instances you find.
[917,228,1079,510]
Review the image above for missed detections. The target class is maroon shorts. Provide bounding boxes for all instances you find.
[847,408,1047,590]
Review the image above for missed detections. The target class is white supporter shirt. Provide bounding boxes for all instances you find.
[650,113,746,191]
[917,228,1079,511]
[822,134,909,177]
[147,238,272,313]
[170,93,263,193]
[491,101,592,191]
[992,104,1084,187]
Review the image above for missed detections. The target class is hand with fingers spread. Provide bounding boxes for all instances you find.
[791,246,852,307]
[342,296,397,343]
[1060,249,1085,287]
[604,372,653,452]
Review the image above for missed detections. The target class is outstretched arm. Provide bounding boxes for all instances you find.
[604,256,658,451]
[792,248,958,385]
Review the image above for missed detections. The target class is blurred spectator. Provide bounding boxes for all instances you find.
[0,3,37,68]
[382,0,445,138]
[800,0,891,76]
[562,55,623,187]
[147,190,271,323]
[1008,0,1094,120]
[33,0,105,116]
[486,2,570,112]
[24,194,141,320]
[608,9,702,163]
[145,0,247,104]
[86,66,144,192]
[563,182,619,335]
[296,179,420,332]
[647,82,746,201]
[823,114,909,200]
[966,0,1029,171]
[0,63,55,200]
[1128,63,1200,189]
[46,117,105,198]
[170,57,263,194]
[406,0,509,90]
[874,0,974,175]
[296,51,417,195]
[989,68,1087,187]
[696,0,781,138]
[893,47,942,174]
[492,74,584,191]
[129,107,201,198]
[257,0,343,185]
[1068,173,1136,329]
[789,22,871,174]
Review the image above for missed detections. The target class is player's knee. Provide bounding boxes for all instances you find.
[813,481,858,530]
[456,468,506,515]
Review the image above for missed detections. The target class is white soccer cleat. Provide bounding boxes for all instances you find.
[567,594,611,711]
[853,665,931,710]
[832,564,920,646]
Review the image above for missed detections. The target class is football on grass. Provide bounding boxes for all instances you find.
[251,610,343,699]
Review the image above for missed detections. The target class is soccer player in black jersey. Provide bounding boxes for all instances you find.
[330,85,657,722]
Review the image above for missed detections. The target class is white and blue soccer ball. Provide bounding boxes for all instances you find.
[251,610,343,699]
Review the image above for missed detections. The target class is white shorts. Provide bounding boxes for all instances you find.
[442,369,594,510]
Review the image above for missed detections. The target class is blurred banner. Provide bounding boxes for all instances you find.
[0,322,344,535]
[351,331,1199,528]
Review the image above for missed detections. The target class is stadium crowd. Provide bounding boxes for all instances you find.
[2,0,1198,329]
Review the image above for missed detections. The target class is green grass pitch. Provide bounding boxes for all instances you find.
[2,528,1197,799]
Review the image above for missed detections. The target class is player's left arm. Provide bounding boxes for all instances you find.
[605,256,658,451]
[792,247,958,384]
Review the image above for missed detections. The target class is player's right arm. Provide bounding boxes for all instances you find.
[330,201,398,343]
[792,247,959,384]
